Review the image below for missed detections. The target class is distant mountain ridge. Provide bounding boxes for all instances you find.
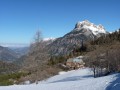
[0,46,19,62]
[9,47,29,57]
[0,43,29,47]
[47,20,108,56]
[0,45,29,62]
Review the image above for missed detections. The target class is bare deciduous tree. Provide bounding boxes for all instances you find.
[29,30,43,53]
[34,30,43,44]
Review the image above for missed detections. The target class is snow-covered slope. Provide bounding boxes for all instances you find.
[75,20,107,35]
[0,68,120,90]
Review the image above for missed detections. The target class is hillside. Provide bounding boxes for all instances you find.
[0,46,19,62]
[0,68,119,90]
[0,61,18,74]
[9,47,29,57]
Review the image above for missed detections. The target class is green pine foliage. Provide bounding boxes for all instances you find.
[0,72,29,86]
[48,56,67,66]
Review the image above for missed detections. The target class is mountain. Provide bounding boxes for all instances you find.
[43,38,56,46]
[20,20,109,82]
[9,47,29,57]
[74,20,106,36]
[47,20,108,56]
[0,46,19,62]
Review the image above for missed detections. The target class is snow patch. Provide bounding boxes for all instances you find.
[43,37,55,41]
[59,71,67,75]
[75,20,107,35]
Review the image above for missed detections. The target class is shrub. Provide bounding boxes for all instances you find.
[0,72,29,86]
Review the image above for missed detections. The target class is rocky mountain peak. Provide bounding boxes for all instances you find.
[74,20,106,35]
[97,24,105,30]
[75,20,92,28]
[47,20,108,56]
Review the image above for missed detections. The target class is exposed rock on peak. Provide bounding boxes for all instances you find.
[74,20,106,36]
[47,20,108,56]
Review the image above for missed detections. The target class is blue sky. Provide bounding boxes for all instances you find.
[0,0,120,44]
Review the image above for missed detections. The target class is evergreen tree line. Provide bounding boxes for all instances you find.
[91,29,120,45]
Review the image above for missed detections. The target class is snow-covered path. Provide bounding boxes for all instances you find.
[0,68,120,90]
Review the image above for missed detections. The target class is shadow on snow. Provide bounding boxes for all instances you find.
[106,73,120,90]
[50,75,93,83]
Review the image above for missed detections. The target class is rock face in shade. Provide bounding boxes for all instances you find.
[47,20,107,56]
